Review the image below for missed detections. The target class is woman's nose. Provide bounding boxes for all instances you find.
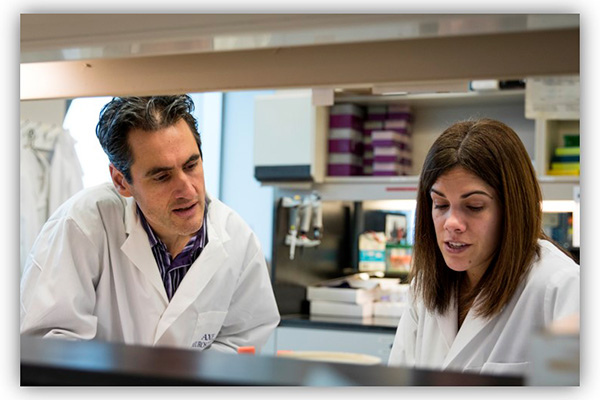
[444,209,466,232]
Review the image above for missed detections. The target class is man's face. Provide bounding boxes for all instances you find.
[110,119,206,252]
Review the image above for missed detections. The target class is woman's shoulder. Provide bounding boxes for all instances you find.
[526,239,580,290]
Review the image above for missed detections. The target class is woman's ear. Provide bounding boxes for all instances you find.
[109,164,132,197]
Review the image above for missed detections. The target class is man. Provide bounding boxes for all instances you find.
[20,95,280,353]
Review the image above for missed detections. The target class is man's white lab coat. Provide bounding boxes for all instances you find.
[20,183,280,353]
[388,239,580,376]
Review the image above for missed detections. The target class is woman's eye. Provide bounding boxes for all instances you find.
[433,204,448,210]
[467,206,484,212]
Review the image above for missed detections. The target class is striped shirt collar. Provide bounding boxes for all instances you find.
[137,201,209,300]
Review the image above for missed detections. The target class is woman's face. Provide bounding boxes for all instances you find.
[430,166,503,287]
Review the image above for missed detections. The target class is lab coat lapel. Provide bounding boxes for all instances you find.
[442,302,493,368]
[153,213,229,344]
[120,198,169,304]
[435,298,458,350]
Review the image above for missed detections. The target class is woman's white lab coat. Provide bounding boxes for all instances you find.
[388,239,579,376]
[20,183,280,353]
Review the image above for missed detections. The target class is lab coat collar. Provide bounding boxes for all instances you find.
[121,193,231,342]
[153,203,229,343]
[435,296,458,350]
[121,197,169,304]
[441,295,495,368]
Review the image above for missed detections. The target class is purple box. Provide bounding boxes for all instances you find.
[383,127,409,135]
[372,139,397,147]
[329,114,364,130]
[374,155,400,163]
[373,170,404,176]
[366,114,386,121]
[372,141,410,150]
[328,139,363,155]
[328,164,361,176]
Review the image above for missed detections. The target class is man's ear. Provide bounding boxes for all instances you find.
[109,164,132,197]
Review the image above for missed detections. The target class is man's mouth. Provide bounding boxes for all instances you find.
[172,202,198,216]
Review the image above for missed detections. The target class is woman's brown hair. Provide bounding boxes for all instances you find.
[411,118,543,318]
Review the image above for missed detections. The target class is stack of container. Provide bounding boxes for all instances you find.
[327,104,365,176]
[307,276,376,318]
[547,134,580,176]
[362,106,387,176]
[366,104,413,176]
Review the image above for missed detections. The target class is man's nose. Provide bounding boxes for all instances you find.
[173,172,195,197]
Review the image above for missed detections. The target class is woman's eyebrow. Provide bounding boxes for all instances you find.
[430,188,493,199]
[430,188,446,197]
[461,190,493,199]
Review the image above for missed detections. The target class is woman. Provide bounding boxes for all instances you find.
[388,118,580,376]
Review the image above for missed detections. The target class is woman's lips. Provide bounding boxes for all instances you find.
[444,241,471,254]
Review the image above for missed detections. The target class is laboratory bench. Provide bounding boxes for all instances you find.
[20,335,523,386]
[279,313,400,333]
[264,313,400,361]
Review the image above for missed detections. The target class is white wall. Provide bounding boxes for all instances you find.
[20,99,67,125]
[220,90,275,264]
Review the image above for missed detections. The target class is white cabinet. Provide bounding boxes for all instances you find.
[263,326,396,363]
[253,90,328,183]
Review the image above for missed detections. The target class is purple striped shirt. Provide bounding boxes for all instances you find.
[137,203,208,301]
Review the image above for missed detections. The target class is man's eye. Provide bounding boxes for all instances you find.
[185,162,197,171]
[154,174,169,182]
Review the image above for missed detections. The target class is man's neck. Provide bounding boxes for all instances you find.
[163,235,194,258]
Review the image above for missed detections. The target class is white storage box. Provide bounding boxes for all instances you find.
[307,284,374,304]
[373,301,407,318]
[310,300,374,318]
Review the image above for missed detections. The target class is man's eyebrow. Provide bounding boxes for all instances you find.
[145,154,200,178]
[430,188,493,199]
[184,154,201,164]
[145,166,172,178]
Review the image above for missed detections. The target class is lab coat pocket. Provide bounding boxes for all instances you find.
[479,361,530,376]
[191,311,227,350]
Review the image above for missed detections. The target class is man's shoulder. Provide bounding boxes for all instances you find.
[50,182,126,223]
[205,195,254,239]
[206,195,242,223]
